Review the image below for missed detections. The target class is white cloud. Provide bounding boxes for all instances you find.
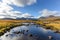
[0,0,36,19]
[2,0,36,7]
[11,0,36,7]
[0,3,13,12]
[22,13,32,18]
[6,12,34,18]
[39,9,60,17]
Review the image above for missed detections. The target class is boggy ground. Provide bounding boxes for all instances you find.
[0,19,60,36]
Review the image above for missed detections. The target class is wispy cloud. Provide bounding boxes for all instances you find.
[2,0,36,7]
[0,0,36,18]
[39,9,60,17]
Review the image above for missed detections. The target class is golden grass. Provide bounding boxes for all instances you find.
[45,23,60,30]
[37,20,60,31]
[0,21,21,36]
[0,19,60,36]
[0,20,37,36]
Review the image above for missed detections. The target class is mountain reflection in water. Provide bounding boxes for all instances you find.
[0,23,60,40]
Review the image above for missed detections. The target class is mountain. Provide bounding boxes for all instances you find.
[16,17,38,20]
[0,17,38,20]
[39,15,60,20]
[0,18,14,20]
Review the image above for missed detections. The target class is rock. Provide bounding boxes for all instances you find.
[28,34,33,37]
[48,36,53,40]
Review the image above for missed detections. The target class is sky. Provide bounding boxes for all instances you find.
[0,0,60,18]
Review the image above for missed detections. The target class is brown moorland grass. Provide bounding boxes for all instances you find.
[0,20,37,36]
[0,19,60,36]
[36,20,60,33]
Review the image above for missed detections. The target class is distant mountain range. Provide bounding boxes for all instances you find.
[0,15,60,21]
[39,15,60,20]
[0,17,38,20]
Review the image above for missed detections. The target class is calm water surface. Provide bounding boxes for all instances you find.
[0,23,60,40]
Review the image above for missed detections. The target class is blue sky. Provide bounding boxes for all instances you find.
[0,0,60,18]
[12,0,60,17]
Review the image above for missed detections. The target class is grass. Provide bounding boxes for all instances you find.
[36,20,60,33]
[0,19,60,36]
[0,20,22,36]
[0,20,37,36]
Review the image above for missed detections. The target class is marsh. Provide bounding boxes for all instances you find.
[0,23,60,40]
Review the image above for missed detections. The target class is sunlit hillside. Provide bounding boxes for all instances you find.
[37,16,60,33]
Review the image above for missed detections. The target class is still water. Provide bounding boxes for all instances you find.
[0,23,60,40]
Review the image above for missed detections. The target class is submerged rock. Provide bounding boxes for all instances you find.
[48,36,53,40]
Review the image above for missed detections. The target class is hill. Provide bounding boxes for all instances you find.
[39,15,60,21]
[37,15,60,33]
[0,17,38,21]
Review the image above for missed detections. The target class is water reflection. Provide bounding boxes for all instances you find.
[0,23,60,40]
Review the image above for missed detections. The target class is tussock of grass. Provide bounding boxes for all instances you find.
[0,19,60,36]
[0,20,37,36]
[36,20,60,33]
